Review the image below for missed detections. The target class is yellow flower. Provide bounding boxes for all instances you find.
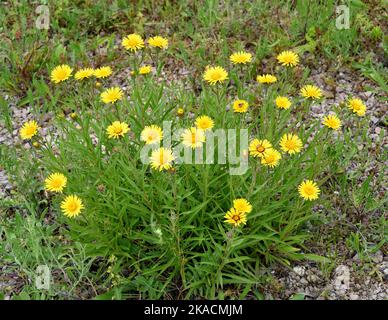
[106,121,130,139]
[276,50,299,67]
[141,125,163,144]
[261,149,281,168]
[94,66,112,79]
[70,112,77,120]
[181,127,206,149]
[50,64,72,83]
[229,51,252,64]
[203,66,228,85]
[348,98,366,116]
[74,68,94,80]
[139,65,152,75]
[233,99,249,113]
[100,87,123,104]
[61,195,84,218]
[322,114,342,130]
[45,173,67,193]
[122,34,144,51]
[150,147,175,171]
[256,74,277,84]
[275,96,291,109]
[224,208,247,227]
[300,85,322,100]
[148,36,168,49]
[195,115,214,131]
[233,198,252,214]
[20,120,39,140]
[249,139,272,158]
[279,133,303,154]
[177,108,185,117]
[95,81,102,87]
[298,180,320,201]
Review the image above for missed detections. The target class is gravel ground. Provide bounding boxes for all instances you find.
[0,61,386,299]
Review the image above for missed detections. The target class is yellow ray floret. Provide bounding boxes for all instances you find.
[61,195,84,218]
[20,120,40,140]
[150,147,175,171]
[139,65,152,75]
[279,133,303,154]
[141,125,163,144]
[148,36,168,49]
[261,149,281,168]
[203,66,228,85]
[181,127,206,149]
[45,173,67,193]
[229,51,252,64]
[322,114,342,130]
[195,115,214,131]
[51,64,73,83]
[106,121,130,139]
[233,99,249,113]
[249,139,272,158]
[276,50,299,67]
[233,198,252,214]
[101,87,124,104]
[224,208,247,226]
[298,180,320,201]
[347,98,366,116]
[257,74,277,84]
[94,66,112,78]
[75,68,94,80]
[300,85,322,100]
[122,34,144,51]
[275,96,291,109]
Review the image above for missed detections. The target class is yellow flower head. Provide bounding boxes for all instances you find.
[229,51,252,64]
[256,74,277,84]
[70,112,77,120]
[276,50,299,67]
[45,173,67,193]
[233,99,249,113]
[203,66,228,85]
[20,120,39,140]
[300,85,322,100]
[261,149,281,168]
[224,208,247,227]
[106,121,130,139]
[298,180,320,201]
[195,115,214,131]
[233,198,252,214]
[122,34,144,51]
[148,36,168,49]
[177,108,185,117]
[322,114,342,130]
[279,133,303,154]
[61,195,84,218]
[100,87,123,104]
[275,96,291,109]
[150,147,175,171]
[348,98,366,116]
[74,68,94,80]
[94,66,112,79]
[249,139,272,158]
[141,125,163,144]
[139,65,152,75]
[51,64,73,83]
[181,127,206,149]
